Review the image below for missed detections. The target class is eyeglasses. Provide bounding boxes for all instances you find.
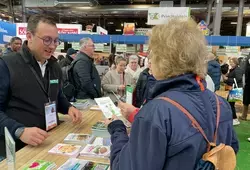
[36,35,61,46]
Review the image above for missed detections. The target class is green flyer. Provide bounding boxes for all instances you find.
[126,85,134,105]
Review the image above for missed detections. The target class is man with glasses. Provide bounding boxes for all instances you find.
[70,38,102,99]
[0,14,82,159]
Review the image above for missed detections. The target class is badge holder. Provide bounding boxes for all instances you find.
[45,100,58,131]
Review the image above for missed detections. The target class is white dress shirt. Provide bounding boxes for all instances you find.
[37,60,48,77]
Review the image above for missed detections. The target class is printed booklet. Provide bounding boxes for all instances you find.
[94,97,122,118]
[23,160,56,170]
[91,122,110,138]
[92,137,112,147]
[57,158,110,170]
[63,133,95,145]
[48,143,82,157]
[80,144,110,158]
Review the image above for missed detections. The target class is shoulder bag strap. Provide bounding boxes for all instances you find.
[158,95,220,149]
[213,95,220,144]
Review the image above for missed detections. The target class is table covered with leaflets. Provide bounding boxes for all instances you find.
[0,109,111,170]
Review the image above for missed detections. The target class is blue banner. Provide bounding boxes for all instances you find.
[59,34,250,46]
[0,21,16,44]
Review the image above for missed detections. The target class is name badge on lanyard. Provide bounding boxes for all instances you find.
[45,101,58,131]
[27,64,58,131]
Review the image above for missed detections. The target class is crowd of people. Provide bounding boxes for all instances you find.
[0,14,250,169]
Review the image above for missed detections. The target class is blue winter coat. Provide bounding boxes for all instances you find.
[108,74,239,170]
[208,60,221,91]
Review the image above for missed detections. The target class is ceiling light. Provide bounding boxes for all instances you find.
[121,23,124,26]
[231,22,237,25]
[76,7,92,9]
[108,22,114,24]
[135,5,149,9]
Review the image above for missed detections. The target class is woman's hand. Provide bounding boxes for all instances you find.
[118,101,137,119]
[103,115,119,126]
[118,85,126,90]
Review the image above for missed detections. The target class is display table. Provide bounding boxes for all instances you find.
[0,110,110,169]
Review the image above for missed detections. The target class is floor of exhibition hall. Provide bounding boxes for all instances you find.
[235,120,250,170]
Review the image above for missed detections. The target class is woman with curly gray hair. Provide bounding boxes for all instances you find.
[105,18,238,170]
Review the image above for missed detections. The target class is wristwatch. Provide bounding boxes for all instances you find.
[15,127,25,139]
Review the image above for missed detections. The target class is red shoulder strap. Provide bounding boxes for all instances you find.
[159,95,220,149]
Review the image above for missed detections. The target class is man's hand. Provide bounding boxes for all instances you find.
[20,127,48,146]
[118,101,137,119]
[68,106,82,123]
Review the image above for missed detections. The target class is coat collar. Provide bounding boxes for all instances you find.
[148,74,207,100]
[78,51,94,62]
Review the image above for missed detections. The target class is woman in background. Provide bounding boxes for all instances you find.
[125,55,142,82]
[102,56,134,102]
[222,57,243,126]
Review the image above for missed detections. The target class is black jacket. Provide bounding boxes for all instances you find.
[71,52,101,99]
[245,56,250,86]
[0,41,71,156]
[225,66,243,88]
[59,55,73,68]
[135,68,150,107]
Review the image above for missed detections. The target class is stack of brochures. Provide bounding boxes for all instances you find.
[91,122,110,138]
[92,137,112,146]
[80,144,110,158]
[58,158,110,170]
[71,99,96,110]
[63,133,95,145]
[23,160,56,170]
[48,143,82,158]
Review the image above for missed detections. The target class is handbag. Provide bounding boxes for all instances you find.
[228,78,243,102]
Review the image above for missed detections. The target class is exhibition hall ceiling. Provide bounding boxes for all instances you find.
[0,0,249,35]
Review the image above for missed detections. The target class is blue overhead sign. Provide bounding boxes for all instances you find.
[0,21,16,44]
[59,34,250,46]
